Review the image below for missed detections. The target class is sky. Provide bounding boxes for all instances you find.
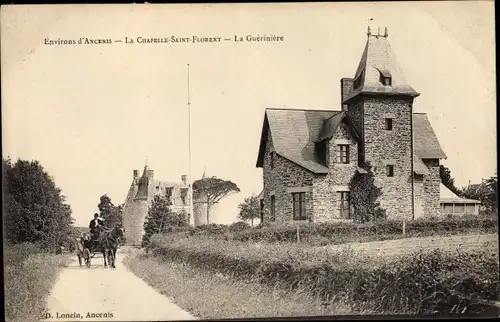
[2,2,496,226]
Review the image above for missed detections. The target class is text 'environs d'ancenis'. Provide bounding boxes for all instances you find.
[44,34,285,46]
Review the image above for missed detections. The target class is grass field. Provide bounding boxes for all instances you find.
[4,243,71,322]
[144,231,499,317]
[124,248,358,319]
[126,216,499,318]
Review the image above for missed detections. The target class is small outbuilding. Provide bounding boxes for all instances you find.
[440,183,481,216]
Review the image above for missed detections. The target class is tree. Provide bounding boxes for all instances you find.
[349,163,386,223]
[237,195,260,227]
[485,174,498,214]
[462,172,498,215]
[440,165,462,196]
[3,157,74,251]
[193,176,240,224]
[97,194,123,229]
[142,195,189,247]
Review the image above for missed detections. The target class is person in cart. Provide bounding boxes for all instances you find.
[88,213,105,243]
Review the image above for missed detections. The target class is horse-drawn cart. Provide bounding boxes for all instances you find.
[75,226,124,268]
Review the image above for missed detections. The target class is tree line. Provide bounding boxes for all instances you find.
[3,157,75,252]
[3,157,126,252]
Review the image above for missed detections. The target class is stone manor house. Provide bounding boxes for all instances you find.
[122,165,193,245]
[255,28,476,224]
[122,164,217,245]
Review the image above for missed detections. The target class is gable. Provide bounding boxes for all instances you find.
[256,108,335,173]
[316,111,361,143]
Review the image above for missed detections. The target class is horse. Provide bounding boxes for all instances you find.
[96,225,125,268]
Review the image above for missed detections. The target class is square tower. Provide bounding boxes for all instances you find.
[342,27,420,220]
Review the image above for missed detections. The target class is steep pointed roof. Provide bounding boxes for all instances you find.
[413,113,447,159]
[142,163,149,177]
[344,29,419,103]
[134,163,151,200]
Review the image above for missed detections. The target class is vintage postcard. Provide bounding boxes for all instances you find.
[2,2,498,321]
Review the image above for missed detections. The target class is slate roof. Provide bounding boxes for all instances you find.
[133,165,189,202]
[413,113,447,159]
[413,155,430,175]
[256,108,337,174]
[440,184,481,204]
[344,34,420,103]
[256,108,447,174]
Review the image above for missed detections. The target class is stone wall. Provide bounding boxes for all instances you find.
[422,159,441,217]
[313,124,359,221]
[346,100,364,131]
[345,100,364,164]
[413,174,425,219]
[123,178,148,245]
[262,129,314,224]
[360,97,414,221]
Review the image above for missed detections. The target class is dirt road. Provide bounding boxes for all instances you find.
[43,247,196,321]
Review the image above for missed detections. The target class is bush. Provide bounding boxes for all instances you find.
[188,223,229,236]
[255,221,274,229]
[3,242,42,267]
[151,237,499,315]
[229,221,251,232]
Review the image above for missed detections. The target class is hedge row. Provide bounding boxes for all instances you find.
[231,216,498,243]
[151,238,499,315]
[170,216,498,245]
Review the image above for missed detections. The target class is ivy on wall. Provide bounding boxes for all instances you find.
[349,162,387,223]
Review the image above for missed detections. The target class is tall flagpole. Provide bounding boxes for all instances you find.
[187,64,193,226]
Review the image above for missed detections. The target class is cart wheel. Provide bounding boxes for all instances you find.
[84,248,91,268]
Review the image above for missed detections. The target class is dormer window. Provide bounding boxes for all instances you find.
[337,145,350,164]
[379,69,392,86]
[315,141,327,165]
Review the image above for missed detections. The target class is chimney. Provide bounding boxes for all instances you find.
[181,175,188,184]
[147,170,154,181]
[133,170,139,179]
[341,78,354,111]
